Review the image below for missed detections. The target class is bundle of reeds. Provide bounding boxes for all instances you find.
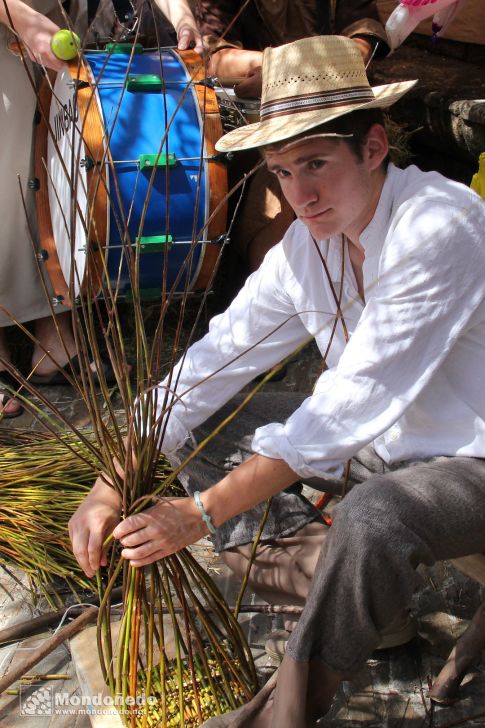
[0,429,183,609]
[0,6,262,722]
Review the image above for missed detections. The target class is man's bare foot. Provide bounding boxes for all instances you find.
[430,601,485,705]
[271,653,342,728]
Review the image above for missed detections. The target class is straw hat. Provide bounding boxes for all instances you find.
[215,35,417,153]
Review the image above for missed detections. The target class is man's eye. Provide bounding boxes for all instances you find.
[309,159,325,170]
[275,169,290,178]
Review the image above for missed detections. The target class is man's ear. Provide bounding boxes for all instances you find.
[364,123,389,171]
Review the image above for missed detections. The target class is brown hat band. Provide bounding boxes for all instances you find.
[260,86,375,121]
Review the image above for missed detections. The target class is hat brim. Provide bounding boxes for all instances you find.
[215,80,418,153]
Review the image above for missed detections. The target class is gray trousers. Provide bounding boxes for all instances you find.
[183,394,485,673]
[203,456,485,728]
[289,455,485,673]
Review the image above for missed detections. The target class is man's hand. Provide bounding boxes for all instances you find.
[15,13,64,71]
[69,476,122,578]
[154,0,203,54]
[176,19,203,55]
[113,496,208,567]
[234,65,262,98]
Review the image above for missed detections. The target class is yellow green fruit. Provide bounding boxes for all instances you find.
[50,30,81,60]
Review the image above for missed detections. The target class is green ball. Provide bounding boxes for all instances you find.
[51,30,81,61]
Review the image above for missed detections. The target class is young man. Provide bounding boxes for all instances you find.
[70,36,485,727]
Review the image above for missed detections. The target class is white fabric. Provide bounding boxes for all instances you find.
[156,164,485,479]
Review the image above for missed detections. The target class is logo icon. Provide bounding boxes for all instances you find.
[20,685,53,716]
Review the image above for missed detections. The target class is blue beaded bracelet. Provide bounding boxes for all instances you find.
[193,491,216,534]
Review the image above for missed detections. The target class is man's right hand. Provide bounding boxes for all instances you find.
[68,476,122,578]
[2,0,65,71]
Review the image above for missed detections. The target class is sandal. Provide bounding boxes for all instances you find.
[0,371,25,419]
[29,354,121,386]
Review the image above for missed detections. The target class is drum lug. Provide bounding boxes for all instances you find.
[196,77,217,89]
[140,153,177,169]
[211,234,228,246]
[28,178,40,191]
[126,74,163,92]
[105,42,143,55]
[80,156,96,171]
[212,152,235,164]
[52,296,65,306]
[68,79,90,91]
[36,250,48,262]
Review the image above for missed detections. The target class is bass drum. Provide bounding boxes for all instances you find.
[35,46,227,306]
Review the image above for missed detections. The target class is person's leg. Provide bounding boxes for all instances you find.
[31,312,125,383]
[282,456,485,723]
[31,312,77,375]
[220,440,416,647]
[247,193,295,272]
[221,521,327,632]
[203,456,485,727]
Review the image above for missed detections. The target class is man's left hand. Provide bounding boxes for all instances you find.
[176,19,203,55]
[113,496,208,566]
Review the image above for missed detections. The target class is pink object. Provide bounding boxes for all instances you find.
[385,0,467,50]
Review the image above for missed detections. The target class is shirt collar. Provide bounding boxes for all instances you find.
[359,163,400,255]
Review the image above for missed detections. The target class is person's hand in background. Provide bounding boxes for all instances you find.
[2,0,65,71]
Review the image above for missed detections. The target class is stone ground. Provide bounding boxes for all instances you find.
[1,343,485,727]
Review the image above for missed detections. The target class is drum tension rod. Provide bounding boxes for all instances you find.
[87,79,204,89]
[211,234,228,246]
[92,155,223,166]
[82,234,228,253]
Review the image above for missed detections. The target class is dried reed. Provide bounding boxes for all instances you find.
[0,4,262,723]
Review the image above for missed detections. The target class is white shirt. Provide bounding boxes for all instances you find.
[156,164,485,480]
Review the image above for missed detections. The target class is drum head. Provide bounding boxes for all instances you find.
[48,67,99,299]
[35,62,108,306]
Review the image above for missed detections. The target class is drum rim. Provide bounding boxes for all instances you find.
[35,61,108,307]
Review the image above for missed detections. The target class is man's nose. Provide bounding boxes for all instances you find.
[291,179,319,211]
